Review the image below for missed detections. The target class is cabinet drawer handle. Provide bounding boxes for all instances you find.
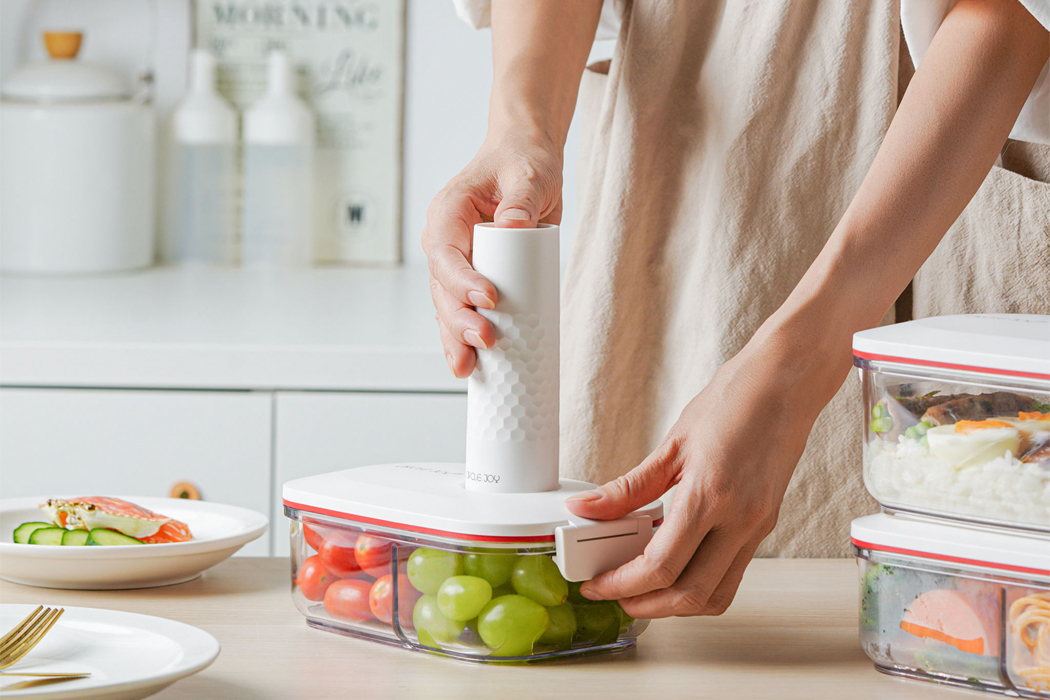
[170,482,201,500]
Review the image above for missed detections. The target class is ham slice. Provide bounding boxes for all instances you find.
[900,589,1000,656]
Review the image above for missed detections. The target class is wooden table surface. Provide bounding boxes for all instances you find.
[0,558,966,700]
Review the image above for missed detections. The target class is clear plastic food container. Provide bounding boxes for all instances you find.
[852,514,1050,696]
[283,464,661,663]
[854,315,1050,532]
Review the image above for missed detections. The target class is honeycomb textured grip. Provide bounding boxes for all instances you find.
[465,223,560,493]
[469,312,557,443]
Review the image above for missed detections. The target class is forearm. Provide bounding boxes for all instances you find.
[758,0,1049,406]
[488,0,603,150]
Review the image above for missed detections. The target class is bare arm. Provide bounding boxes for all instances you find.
[422,1,602,378]
[765,0,1049,401]
[569,0,1049,616]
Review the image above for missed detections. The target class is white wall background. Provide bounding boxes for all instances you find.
[402,1,602,267]
[1,0,603,267]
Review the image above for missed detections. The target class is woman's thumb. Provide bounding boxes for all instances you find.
[565,444,677,521]
[493,183,542,228]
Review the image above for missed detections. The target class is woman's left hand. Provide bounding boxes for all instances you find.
[565,332,838,618]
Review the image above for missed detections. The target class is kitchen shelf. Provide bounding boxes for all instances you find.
[0,264,463,392]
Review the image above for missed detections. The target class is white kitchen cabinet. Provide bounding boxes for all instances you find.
[0,388,273,556]
[0,267,468,558]
[272,391,467,555]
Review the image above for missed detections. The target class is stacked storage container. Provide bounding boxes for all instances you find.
[851,314,1050,696]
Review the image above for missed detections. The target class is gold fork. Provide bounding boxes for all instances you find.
[0,606,65,670]
[3,675,90,691]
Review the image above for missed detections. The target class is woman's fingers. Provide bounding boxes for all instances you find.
[494,181,543,228]
[565,437,681,520]
[422,189,499,378]
[699,537,764,616]
[615,528,753,619]
[437,316,477,378]
[430,280,496,352]
[422,195,497,310]
[578,473,713,602]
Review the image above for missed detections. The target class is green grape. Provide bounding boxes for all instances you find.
[573,601,620,645]
[417,628,439,648]
[464,552,517,588]
[511,555,568,607]
[477,595,550,657]
[537,602,576,650]
[614,601,635,633]
[567,580,589,604]
[459,617,485,647]
[407,548,463,595]
[413,594,465,644]
[437,575,492,621]
[491,582,515,598]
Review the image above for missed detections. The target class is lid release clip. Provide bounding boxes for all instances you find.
[553,514,653,582]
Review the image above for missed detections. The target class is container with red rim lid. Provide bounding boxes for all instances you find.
[282,463,662,662]
[851,513,1050,696]
[853,314,1050,533]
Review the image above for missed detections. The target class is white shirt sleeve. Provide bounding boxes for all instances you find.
[901,0,1049,144]
[452,0,625,40]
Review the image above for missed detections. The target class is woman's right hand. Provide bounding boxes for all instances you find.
[422,133,564,378]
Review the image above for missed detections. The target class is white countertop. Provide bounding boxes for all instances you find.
[0,265,465,392]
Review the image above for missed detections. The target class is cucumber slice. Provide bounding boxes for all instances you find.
[87,529,144,546]
[28,527,66,545]
[61,529,90,546]
[13,522,53,544]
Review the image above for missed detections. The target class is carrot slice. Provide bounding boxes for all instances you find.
[955,420,1015,434]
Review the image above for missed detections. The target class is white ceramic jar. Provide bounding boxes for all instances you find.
[0,32,156,274]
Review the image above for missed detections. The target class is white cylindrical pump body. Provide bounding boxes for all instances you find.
[241,51,315,267]
[465,223,560,493]
[170,49,238,264]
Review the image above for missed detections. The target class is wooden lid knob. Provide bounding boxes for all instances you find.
[43,32,83,60]
[170,482,202,500]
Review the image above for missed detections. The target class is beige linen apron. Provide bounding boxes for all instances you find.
[559,0,1040,558]
[912,139,1050,318]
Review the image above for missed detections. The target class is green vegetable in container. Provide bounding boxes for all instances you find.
[870,416,893,434]
[904,420,933,441]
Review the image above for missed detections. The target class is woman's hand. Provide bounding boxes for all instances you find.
[565,0,1049,619]
[422,134,563,378]
[422,0,602,378]
[565,331,835,618]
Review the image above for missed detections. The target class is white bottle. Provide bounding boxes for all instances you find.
[241,51,315,267]
[170,49,238,263]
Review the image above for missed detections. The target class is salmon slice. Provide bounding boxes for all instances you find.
[900,589,999,655]
[40,497,193,542]
[139,519,194,544]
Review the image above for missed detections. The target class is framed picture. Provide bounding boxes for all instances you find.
[196,1,405,264]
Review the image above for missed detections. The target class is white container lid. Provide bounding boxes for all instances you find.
[851,513,1050,581]
[173,50,237,145]
[243,51,314,146]
[3,59,131,103]
[853,314,1050,381]
[2,31,131,103]
[283,462,663,545]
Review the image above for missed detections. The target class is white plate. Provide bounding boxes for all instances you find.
[0,497,268,589]
[0,604,219,700]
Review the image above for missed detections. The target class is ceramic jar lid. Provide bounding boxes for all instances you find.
[2,32,132,103]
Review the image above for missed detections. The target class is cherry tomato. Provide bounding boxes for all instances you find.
[324,578,374,622]
[302,523,328,552]
[355,534,394,578]
[369,574,421,627]
[295,555,337,602]
[319,531,362,578]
